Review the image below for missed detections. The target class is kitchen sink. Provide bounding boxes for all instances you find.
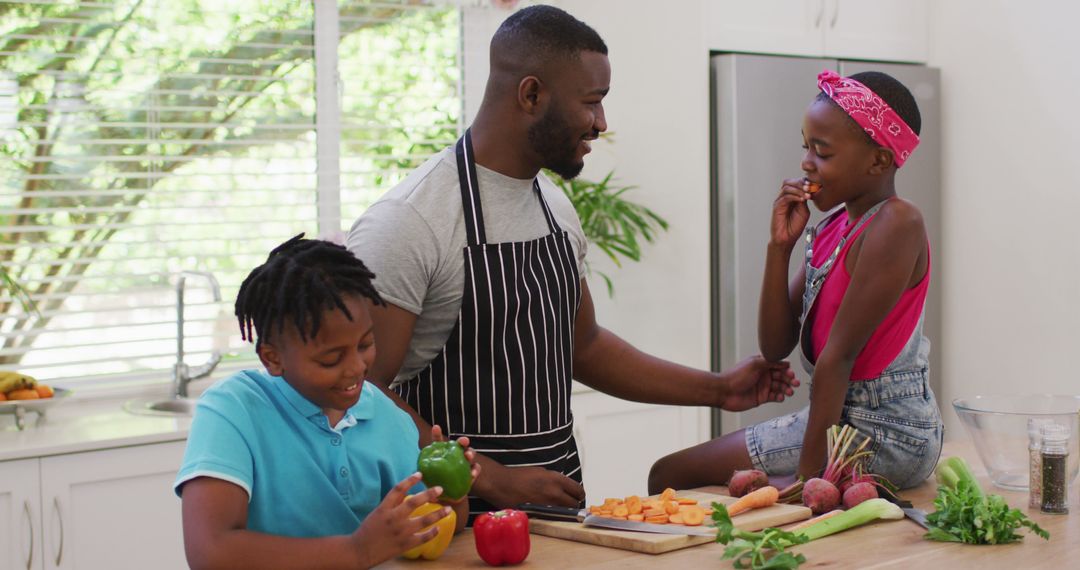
[124,397,197,417]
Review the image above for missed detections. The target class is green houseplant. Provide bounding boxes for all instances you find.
[547,168,668,297]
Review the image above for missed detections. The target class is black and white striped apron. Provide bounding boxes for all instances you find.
[393,130,583,518]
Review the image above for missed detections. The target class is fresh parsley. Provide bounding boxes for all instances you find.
[925,478,1049,544]
[713,502,809,570]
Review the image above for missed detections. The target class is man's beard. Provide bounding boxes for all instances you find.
[527,103,585,180]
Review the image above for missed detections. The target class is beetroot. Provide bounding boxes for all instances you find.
[802,477,841,514]
[839,472,873,495]
[727,469,769,498]
[841,481,879,509]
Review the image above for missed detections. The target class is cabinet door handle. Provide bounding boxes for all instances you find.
[830,0,840,27]
[22,501,34,570]
[814,0,825,28]
[51,497,64,567]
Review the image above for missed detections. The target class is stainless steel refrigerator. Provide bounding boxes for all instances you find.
[710,54,942,436]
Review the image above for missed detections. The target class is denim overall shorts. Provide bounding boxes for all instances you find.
[745,202,944,489]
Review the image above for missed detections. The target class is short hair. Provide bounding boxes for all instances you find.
[817,71,922,146]
[848,71,921,136]
[491,4,607,62]
[235,234,385,348]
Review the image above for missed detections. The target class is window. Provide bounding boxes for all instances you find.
[0,0,462,391]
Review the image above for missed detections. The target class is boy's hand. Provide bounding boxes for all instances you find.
[430,425,482,505]
[351,472,450,567]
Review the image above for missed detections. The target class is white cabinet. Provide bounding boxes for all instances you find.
[703,0,928,63]
[0,441,186,570]
[0,459,40,570]
[571,385,707,501]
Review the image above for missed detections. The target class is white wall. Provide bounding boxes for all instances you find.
[928,1,1080,437]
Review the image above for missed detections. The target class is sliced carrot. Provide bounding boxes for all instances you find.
[663,501,680,515]
[726,485,779,517]
[644,514,669,524]
[643,508,666,518]
[682,506,706,526]
[659,488,677,502]
[625,495,643,515]
[668,513,685,525]
[613,505,629,517]
[628,514,645,522]
[675,497,698,505]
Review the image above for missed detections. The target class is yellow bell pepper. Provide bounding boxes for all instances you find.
[401,501,457,560]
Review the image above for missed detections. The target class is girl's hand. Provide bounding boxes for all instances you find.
[770,178,812,250]
[430,425,482,505]
[351,473,450,567]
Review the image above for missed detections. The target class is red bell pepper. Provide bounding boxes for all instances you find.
[473,509,530,566]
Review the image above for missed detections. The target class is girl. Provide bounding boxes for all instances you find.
[650,70,943,493]
[175,235,479,569]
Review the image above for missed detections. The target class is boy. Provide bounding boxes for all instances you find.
[175,234,476,569]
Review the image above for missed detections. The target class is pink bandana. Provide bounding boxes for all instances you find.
[816,70,920,167]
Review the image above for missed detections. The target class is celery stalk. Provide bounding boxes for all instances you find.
[789,498,903,543]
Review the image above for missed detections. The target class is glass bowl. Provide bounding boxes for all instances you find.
[953,395,1080,491]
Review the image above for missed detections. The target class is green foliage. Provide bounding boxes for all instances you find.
[0,1,459,369]
[546,168,668,297]
[713,502,809,570]
[925,458,1049,544]
[0,267,36,315]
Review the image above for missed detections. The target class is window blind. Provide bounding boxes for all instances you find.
[0,0,462,390]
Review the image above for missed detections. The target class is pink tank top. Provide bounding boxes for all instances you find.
[807,209,930,380]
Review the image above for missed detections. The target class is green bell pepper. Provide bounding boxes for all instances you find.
[417,441,472,500]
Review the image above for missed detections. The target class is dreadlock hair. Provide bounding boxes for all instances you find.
[818,71,922,148]
[235,233,385,349]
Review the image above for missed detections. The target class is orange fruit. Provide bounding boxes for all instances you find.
[35,384,54,399]
[6,389,40,400]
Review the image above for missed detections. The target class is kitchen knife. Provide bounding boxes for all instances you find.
[901,506,929,529]
[516,503,717,537]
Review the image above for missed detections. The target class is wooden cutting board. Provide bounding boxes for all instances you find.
[528,489,811,555]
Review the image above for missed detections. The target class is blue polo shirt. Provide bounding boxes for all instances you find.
[174,369,423,537]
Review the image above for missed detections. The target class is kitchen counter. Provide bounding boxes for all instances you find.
[0,395,191,461]
[382,441,1079,569]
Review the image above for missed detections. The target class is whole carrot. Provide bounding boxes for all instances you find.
[727,485,780,517]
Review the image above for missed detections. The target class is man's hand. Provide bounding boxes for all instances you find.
[474,459,585,508]
[719,355,800,412]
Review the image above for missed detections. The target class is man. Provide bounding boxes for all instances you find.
[347,5,797,517]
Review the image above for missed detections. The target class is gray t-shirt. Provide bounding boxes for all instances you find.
[347,148,588,386]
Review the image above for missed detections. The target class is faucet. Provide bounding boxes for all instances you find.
[172,271,223,399]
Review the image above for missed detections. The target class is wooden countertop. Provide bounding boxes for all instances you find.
[381,441,1078,569]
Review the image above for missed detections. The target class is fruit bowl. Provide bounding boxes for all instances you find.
[0,387,73,430]
[953,395,1080,491]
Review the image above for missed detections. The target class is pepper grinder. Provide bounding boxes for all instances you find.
[1039,423,1069,514]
